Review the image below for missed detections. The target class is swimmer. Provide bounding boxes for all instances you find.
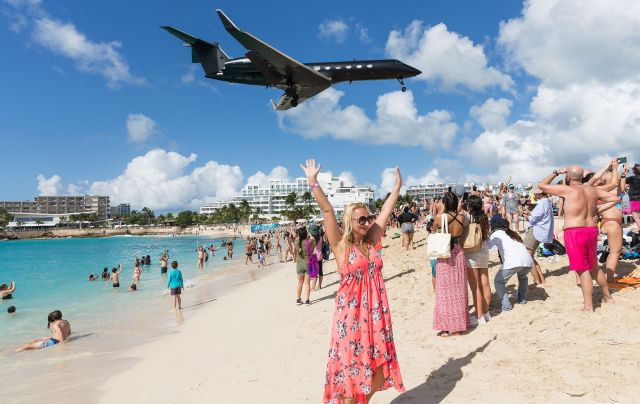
[106,264,123,288]
[16,310,71,352]
[160,251,169,274]
[8,306,16,316]
[101,267,109,281]
[133,258,142,284]
[0,281,16,299]
[88,273,98,281]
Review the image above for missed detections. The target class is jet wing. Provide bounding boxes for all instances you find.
[216,9,330,87]
[272,85,330,111]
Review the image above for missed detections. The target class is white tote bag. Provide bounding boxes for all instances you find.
[427,214,451,258]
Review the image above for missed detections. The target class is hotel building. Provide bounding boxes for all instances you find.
[200,173,374,218]
[0,195,110,227]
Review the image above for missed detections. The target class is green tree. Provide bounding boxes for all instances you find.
[141,207,155,225]
[285,192,298,210]
[0,208,13,227]
[176,210,195,228]
[239,199,251,223]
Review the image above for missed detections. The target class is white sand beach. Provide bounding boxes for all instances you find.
[92,228,640,403]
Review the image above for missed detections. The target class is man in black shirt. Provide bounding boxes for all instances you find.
[624,163,640,228]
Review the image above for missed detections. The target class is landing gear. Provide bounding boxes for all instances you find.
[285,79,299,107]
[398,77,407,92]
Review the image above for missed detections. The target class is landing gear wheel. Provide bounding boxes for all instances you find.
[397,77,407,92]
[291,97,298,107]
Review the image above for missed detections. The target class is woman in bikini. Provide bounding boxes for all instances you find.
[432,192,469,337]
[586,159,624,281]
[301,159,405,404]
[0,281,16,299]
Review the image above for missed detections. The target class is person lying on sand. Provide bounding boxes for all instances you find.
[16,310,71,352]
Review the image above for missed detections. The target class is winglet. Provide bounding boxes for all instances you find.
[216,9,239,32]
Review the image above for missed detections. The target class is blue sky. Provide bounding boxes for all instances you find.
[2,0,639,211]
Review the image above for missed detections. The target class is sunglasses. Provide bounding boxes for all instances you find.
[353,215,375,225]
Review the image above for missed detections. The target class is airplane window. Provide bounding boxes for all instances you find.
[366,64,373,68]
[335,66,341,70]
[346,65,352,69]
[324,66,330,70]
[313,66,320,71]
[356,65,362,68]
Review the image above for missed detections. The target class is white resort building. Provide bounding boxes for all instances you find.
[200,173,375,218]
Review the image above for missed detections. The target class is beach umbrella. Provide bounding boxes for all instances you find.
[296,219,306,224]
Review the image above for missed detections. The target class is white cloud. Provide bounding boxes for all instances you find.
[378,168,398,197]
[36,174,61,195]
[498,0,640,87]
[126,113,157,143]
[246,166,291,188]
[277,88,458,151]
[318,19,349,43]
[338,171,356,187]
[386,21,513,91]
[469,98,513,131]
[31,17,145,88]
[355,23,371,44]
[180,65,221,95]
[88,149,243,210]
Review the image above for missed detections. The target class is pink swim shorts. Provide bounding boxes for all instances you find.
[564,226,598,272]
[630,200,640,213]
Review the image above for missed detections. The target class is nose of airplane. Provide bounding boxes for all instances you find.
[408,65,421,77]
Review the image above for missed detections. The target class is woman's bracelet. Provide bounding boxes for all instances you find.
[310,182,320,189]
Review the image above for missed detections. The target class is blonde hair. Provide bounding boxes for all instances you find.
[341,202,371,250]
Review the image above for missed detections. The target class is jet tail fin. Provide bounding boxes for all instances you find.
[161,26,229,75]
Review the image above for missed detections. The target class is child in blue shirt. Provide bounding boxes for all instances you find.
[167,261,184,310]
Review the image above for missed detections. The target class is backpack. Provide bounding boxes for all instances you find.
[322,239,331,260]
[543,239,566,256]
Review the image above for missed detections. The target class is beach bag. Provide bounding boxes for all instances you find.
[307,240,319,278]
[543,239,566,256]
[322,239,331,260]
[427,214,451,258]
[461,214,482,253]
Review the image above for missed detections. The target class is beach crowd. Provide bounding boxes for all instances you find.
[3,157,640,404]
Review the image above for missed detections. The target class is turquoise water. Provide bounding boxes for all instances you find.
[0,235,245,351]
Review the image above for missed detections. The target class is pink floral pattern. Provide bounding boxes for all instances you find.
[323,243,405,403]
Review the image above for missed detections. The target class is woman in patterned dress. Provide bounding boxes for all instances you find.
[300,159,405,404]
[432,191,469,337]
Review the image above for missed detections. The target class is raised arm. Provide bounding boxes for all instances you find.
[368,168,402,244]
[539,168,570,196]
[620,165,629,193]
[117,263,123,274]
[300,159,341,248]
[586,159,614,186]
[598,160,619,192]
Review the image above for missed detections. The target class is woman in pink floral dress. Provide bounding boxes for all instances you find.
[301,159,405,404]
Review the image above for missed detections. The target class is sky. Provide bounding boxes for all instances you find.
[2,0,639,211]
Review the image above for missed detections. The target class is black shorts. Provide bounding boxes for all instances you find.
[246,253,252,256]
[160,267,168,274]
[170,287,181,295]
[113,283,120,288]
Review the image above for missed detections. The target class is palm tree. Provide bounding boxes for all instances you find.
[239,199,251,223]
[285,192,298,210]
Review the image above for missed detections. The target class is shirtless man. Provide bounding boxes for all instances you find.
[586,159,624,282]
[244,237,254,265]
[106,264,123,288]
[16,310,71,352]
[160,251,169,274]
[539,165,619,311]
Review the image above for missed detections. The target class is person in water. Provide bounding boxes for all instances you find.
[160,251,169,274]
[7,306,16,316]
[106,264,123,288]
[88,273,98,281]
[0,281,16,299]
[15,310,71,352]
[101,267,109,281]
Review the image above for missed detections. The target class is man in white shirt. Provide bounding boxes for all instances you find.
[524,186,555,285]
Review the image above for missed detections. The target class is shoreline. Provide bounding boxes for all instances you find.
[1,248,283,403]
[0,226,245,241]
